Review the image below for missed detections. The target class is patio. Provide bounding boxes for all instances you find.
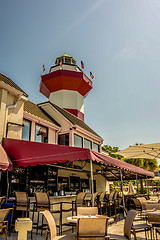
[3,218,152,240]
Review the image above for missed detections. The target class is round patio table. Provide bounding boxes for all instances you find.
[67,215,114,225]
[67,215,97,224]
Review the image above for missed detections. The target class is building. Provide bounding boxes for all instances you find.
[0,54,154,198]
[0,54,108,196]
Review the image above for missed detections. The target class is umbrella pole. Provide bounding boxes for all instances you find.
[90,159,94,207]
[120,169,126,217]
[146,176,149,198]
[6,170,9,200]
[136,174,139,196]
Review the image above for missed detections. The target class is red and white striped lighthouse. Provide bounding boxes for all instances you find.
[40,53,92,121]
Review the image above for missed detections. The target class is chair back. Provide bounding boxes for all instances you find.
[137,197,146,203]
[137,197,146,210]
[0,196,6,208]
[15,192,28,205]
[76,192,86,207]
[113,192,118,200]
[40,210,56,240]
[108,192,115,201]
[132,198,142,211]
[77,207,98,216]
[124,209,137,239]
[148,212,160,223]
[99,192,106,202]
[0,208,13,228]
[94,192,99,201]
[35,192,50,208]
[76,217,108,239]
[145,203,160,211]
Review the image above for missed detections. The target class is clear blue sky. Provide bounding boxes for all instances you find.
[1,0,160,150]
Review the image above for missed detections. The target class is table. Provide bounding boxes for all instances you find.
[144,200,159,204]
[67,215,97,224]
[67,215,114,225]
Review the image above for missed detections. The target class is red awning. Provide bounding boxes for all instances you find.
[2,138,154,178]
[0,144,13,171]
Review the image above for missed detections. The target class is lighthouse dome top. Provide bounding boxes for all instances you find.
[55,53,76,65]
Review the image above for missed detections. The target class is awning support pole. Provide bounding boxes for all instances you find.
[120,169,126,217]
[136,174,139,196]
[7,170,9,200]
[90,159,94,207]
[146,176,149,198]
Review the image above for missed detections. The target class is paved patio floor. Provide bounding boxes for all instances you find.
[0,219,154,240]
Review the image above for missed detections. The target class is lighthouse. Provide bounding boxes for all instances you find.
[40,53,93,121]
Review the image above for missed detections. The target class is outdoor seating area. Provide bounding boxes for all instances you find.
[1,190,160,239]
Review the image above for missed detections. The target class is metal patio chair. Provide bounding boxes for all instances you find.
[14,192,29,217]
[0,208,13,240]
[76,217,109,240]
[40,210,75,240]
[31,192,61,237]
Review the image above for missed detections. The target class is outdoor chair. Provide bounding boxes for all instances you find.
[75,192,87,210]
[147,212,160,239]
[0,208,13,240]
[145,203,160,211]
[85,192,99,207]
[155,228,160,240]
[131,198,142,212]
[109,209,152,240]
[137,197,147,211]
[98,192,107,215]
[0,197,6,209]
[60,192,87,234]
[14,192,29,217]
[113,192,121,222]
[76,217,110,240]
[31,192,61,237]
[77,206,98,216]
[93,192,99,206]
[106,192,115,217]
[40,210,75,240]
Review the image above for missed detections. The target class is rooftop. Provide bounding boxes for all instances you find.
[24,100,60,127]
[0,73,28,97]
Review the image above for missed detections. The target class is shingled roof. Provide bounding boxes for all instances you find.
[43,102,102,138]
[0,73,28,97]
[24,100,60,127]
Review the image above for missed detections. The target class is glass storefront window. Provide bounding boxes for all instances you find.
[74,134,83,148]
[22,119,31,141]
[35,124,48,143]
[93,142,99,152]
[84,138,92,149]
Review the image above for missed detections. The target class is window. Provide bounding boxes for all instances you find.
[22,119,31,141]
[93,142,100,152]
[58,134,69,146]
[84,138,92,149]
[35,124,48,143]
[65,58,71,64]
[74,134,83,148]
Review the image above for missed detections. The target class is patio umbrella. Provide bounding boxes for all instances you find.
[0,144,13,171]
[128,181,136,195]
[115,143,160,160]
